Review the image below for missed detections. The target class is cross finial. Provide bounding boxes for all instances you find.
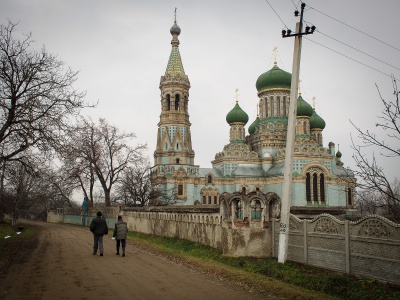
[174,8,177,23]
[235,88,239,103]
[312,96,316,110]
[273,46,278,66]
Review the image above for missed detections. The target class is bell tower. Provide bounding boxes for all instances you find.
[153,15,195,167]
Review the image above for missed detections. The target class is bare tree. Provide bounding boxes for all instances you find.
[0,21,88,165]
[64,118,146,207]
[115,163,160,207]
[351,77,400,221]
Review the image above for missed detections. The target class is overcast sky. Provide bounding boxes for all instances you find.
[2,0,399,183]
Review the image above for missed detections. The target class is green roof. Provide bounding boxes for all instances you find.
[226,102,249,125]
[297,95,313,117]
[248,116,260,134]
[256,64,291,92]
[310,110,326,130]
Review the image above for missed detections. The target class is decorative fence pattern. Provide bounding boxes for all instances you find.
[272,214,400,284]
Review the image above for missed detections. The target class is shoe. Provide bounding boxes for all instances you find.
[116,252,120,255]
[93,253,96,255]
[100,253,103,256]
[122,253,125,257]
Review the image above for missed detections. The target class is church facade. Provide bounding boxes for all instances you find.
[150,19,355,216]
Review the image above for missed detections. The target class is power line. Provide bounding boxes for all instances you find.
[304,36,399,81]
[265,0,288,29]
[308,5,400,53]
[316,30,400,72]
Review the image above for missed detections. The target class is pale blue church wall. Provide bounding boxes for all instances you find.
[326,184,347,206]
[292,182,306,206]
[161,157,170,164]
[185,183,197,204]
[264,183,282,197]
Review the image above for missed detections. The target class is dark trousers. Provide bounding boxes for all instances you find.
[93,234,104,254]
[116,239,126,250]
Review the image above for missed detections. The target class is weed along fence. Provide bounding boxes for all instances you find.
[48,204,400,284]
[272,214,400,284]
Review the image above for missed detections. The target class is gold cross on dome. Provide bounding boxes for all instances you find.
[273,46,278,66]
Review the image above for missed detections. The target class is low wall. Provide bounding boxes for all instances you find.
[272,214,400,284]
[123,206,272,257]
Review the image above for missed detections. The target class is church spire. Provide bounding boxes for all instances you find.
[165,9,186,79]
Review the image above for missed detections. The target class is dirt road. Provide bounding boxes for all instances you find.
[0,221,270,300]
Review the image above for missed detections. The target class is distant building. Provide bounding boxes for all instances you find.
[150,19,356,217]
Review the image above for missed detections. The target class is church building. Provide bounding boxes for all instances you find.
[150,18,355,217]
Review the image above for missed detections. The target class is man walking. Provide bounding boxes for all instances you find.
[113,215,128,257]
[90,211,108,256]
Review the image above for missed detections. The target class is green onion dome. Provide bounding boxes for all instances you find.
[256,64,292,92]
[297,95,313,117]
[248,116,260,134]
[310,110,326,130]
[170,21,181,35]
[226,102,249,125]
[336,150,342,158]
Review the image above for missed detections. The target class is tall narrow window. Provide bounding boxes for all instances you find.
[214,196,218,204]
[241,187,246,194]
[178,184,183,196]
[266,99,269,117]
[235,200,243,219]
[277,97,281,116]
[306,173,311,202]
[207,175,212,184]
[175,94,180,110]
[176,158,180,164]
[303,121,307,135]
[283,97,287,116]
[202,196,206,204]
[166,94,171,111]
[320,174,325,202]
[347,188,352,206]
[270,97,274,117]
[313,173,318,202]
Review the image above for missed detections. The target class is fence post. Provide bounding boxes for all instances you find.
[272,219,276,257]
[304,220,308,264]
[345,220,351,273]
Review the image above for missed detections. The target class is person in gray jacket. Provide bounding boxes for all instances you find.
[90,211,108,256]
[113,215,128,257]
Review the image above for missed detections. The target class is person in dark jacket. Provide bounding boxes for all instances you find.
[90,211,108,256]
[113,215,128,257]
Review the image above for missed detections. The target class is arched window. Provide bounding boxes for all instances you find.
[265,99,269,117]
[255,187,260,192]
[313,173,318,202]
[175,94,180,110]
[251,200,262,220]
[202,196,206,204]
[320,174,325,202]
[207,175,212,184]
[178,184,183,196]
[306,173,311,202]
[166,94,171,111]
[241,187,246,194]
[303,121,307,134]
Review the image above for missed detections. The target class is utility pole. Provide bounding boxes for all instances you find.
[278,3,315,263]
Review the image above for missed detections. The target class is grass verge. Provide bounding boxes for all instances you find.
[0,221,38,271]
[126,231,400,300]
